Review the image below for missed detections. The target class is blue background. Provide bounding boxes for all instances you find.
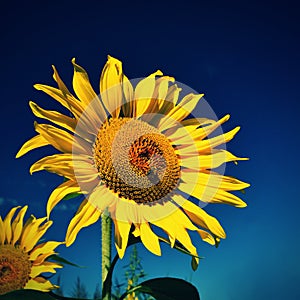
[1,0,299,299]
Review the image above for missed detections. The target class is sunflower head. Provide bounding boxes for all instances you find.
[17,55,249,264]
[0,206,63,295]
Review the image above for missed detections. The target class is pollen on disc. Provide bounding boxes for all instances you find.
[93,118,180,203]
[0,245,32,295]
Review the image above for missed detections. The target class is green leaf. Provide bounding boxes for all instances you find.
[119,277,200,300]
[61,192,82,201]
[48,254,83,268]
[0,290,56,300]
[61,179,82,201]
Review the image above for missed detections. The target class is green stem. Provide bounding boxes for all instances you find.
[101,212,112,300]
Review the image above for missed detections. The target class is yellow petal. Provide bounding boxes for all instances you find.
[154,76,175,108]
[65,200,101,246]
[140,76,175,124]
[4,206,21,244]
[177,128,240,157]
[198,149,249,169]
[34,84,85,119]
[113,218,131,259]
[176,93,204,120]
[158,83,181,115]
[173,194,226,239]
[218,175,250,191]
[132,225,141,238]
[72,58,98,105]
[158,93,204,131]
[23,220,53,253]
[30,241,63,261]
[34,122,73,153]
[192,115,230,141]
[11,205,28,245]
[179,170,248,207]
[113,198,140,224]
[147,202,197,234]
[29,101,76,132]
[30,153,96,181]
[165,123,199,144]
[24,277,57,291]
[121,74,134,117]
[100,55,124,117]
[20,216,48,251]
[180,169,249,188]
[30,261,63,278]
[20,215,35,244]
[134,70,163,118]
[47,180,81,218]
[30,154,75,179]
[174,227,198,259]
[197,229,215,245]
[88,185,117,212]
[194,126,240,153]
[209,188,247,207]
[139,222,161,256]
[0,217,5,244]
[52,65,72,97]
[16,134,50,158]
[152,212,197,259]
[32,251,57,266]
[170,116,229,147]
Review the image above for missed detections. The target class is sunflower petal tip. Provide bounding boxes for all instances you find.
[239,202,247,208]
[223,114,230,121]
[15,150,22,159]
[65,238,72,247]
[115,244,125,259]
[107,54,115,61]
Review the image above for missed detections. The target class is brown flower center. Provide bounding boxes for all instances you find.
[93,118,180,204]
[0,244,31,295]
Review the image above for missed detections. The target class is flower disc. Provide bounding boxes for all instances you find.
[93,118,180,204]
[0,245,31,295]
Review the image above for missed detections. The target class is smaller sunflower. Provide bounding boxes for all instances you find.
[0,206,63,295]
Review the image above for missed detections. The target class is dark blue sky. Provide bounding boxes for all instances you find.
[1,1,299,299]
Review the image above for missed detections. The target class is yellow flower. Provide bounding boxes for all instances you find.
[17,55,249,265]
[0,206,63,295]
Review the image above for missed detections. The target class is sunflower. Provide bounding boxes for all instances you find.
[16,55,249,265]
[0,206,62,295]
